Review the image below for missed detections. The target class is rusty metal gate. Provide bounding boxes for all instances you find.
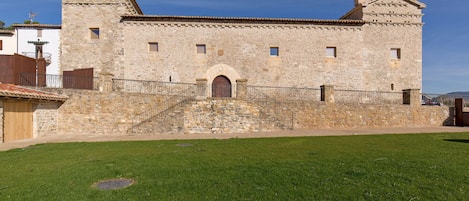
[212,76,232,98]
[3,101,33,142]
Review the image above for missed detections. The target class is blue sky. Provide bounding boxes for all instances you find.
[1,0,468,94]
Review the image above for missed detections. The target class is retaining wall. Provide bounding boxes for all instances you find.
[0,102,3,142]
[33,102,62,138]
[39,89,453,136]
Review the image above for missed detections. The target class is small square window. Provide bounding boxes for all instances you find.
[37,29,42,37]
[391,48,401,59]
[326,47,337,58]
[197,44,206,54]
[270,47,279,56]
[149,42,159,52]
[90,28,100,39]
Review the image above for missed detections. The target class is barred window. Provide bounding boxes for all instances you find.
[149,42,158,52]
[197,44,206,54]
[391,48,401,59]
[270,47,279,56]
[90,28,100,39]
[326,47,337,58]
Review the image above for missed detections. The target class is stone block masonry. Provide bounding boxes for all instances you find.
[33,102,62,138]
[41,89,452,136]
[43,89,170,135]
[0,102,3,142]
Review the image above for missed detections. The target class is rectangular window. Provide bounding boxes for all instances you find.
[270,47,279,56]
[390,48,401,59]
[37,29,42,37]
[149,42,159,52]
[326,47,337,58]
[0,40,3,50]
[197,44,206,54]
[90,28,100,39]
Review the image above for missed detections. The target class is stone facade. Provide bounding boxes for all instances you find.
[0,101,3,142]
[61,0,425,95]
[33,102,61,137]
[44,88,169,135]
[36,88,451,136]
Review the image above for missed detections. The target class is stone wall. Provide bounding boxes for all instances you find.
[43,89,170,135]
[0,101,3,142]
[61,0,424,95]
[33,102,62,137]
[184,99,261,134]
[42,88,452,136]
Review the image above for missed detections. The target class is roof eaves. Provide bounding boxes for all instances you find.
[121,15,365,26]
[129,0,143,15]
[0,84,68,102]
[12,24,62,29]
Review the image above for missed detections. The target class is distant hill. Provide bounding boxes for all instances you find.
[447,92,469,96]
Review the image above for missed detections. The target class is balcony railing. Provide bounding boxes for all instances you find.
[18,73,98,90]
[112,79,196,96]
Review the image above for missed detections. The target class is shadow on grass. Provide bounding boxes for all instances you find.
[444,139,469,143]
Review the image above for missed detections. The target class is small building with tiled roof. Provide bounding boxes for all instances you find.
[0,83,67,143]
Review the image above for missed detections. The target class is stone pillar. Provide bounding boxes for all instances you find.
[321,85,335,103]
[98,71,114,92]
[236,79,248,100]
[402,89,420,106]
[196,78,207,100]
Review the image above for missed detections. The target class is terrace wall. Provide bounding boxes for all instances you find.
[0,101,3,142]
[33,102,62,138]
[40,88,452,136]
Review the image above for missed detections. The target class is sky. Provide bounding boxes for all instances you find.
[0,0,468,94]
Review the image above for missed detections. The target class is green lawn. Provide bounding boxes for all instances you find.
[0,133,468,200]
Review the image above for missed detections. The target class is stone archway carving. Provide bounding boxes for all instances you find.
[204,64,241,98]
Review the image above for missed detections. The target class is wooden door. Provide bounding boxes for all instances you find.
[212,76,232,98]
[3,102,33,142]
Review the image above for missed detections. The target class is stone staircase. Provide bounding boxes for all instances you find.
[128,98,294,134]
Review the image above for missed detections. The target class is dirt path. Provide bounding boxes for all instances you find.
[2,126,469,151]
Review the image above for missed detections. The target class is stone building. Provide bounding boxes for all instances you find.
[61,0,426,97]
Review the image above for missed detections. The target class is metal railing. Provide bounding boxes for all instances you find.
[113,79,196,96]
[247,85,321,102]
[19,73,99,90]
[129,90,196,134]
[422,93,469,107]
[335,89,402,105]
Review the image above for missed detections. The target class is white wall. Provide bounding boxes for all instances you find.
[16,27,61,75]
[0,32,16,55]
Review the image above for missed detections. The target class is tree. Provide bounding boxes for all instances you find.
[23,20,39,24]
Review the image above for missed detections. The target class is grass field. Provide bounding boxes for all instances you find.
[0,133,467,200]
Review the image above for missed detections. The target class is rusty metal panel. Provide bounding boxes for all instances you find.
[63,68,94,90]
[0,54,37,85]
[0,55,15,84]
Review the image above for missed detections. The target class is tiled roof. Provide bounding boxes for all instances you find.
[0,29,14,35]
[121,15,365,26]
[12,24,61,29]
[0,83,68,102]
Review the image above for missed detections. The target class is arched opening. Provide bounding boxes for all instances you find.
[212,75,232,98]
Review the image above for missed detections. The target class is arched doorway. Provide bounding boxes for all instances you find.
[212,76,232,97]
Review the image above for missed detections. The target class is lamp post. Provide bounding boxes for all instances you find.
[28,39,49,86]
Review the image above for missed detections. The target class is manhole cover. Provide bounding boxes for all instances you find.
[176,143,194,147]
[94,178,135,190]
